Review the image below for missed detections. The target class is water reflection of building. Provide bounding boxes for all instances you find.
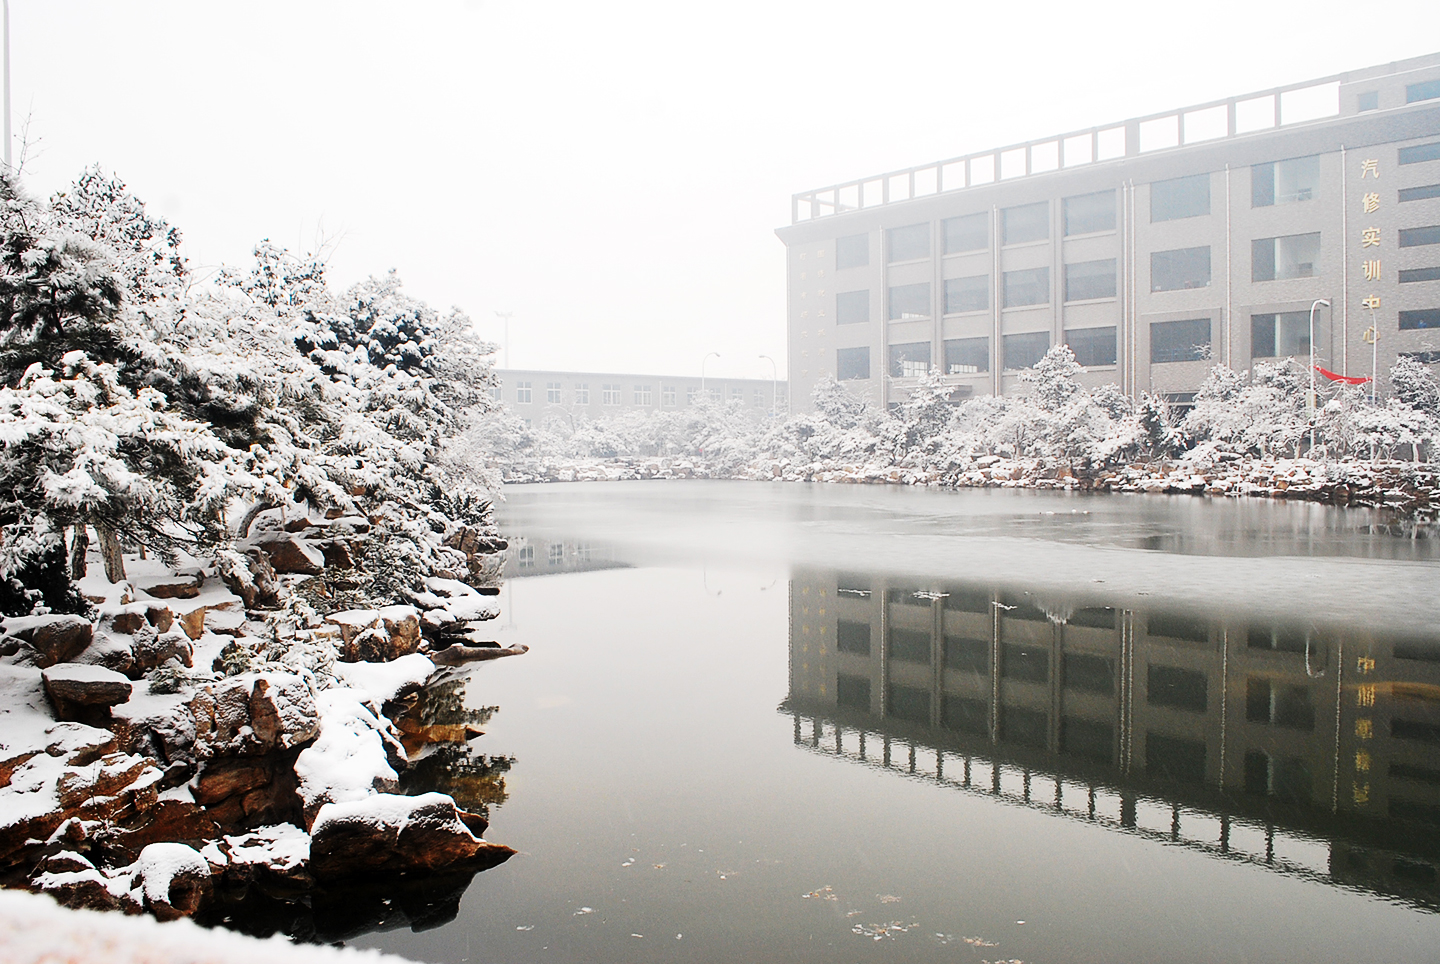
[784,569,1440,910]
[501,537,630,578]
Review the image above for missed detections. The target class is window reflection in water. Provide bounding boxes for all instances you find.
[784,568,1440,910]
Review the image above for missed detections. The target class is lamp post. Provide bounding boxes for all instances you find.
[1308,299,1330,452]
[494,311,513,369]
[701,351,720,401]
[3,0,10,170]
[758,354,778,416]
[1363,314,1379,405]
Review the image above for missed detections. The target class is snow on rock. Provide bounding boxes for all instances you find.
[413,578,500,622]
[189,671,319,760]
[135,842,210,920]
[41,663,133,710]
[334,653,434,705]
[308,792,512,881]
[293,688,404,825]
[0,615,93,668]
[0,887,417,962]
[223,822,311,882]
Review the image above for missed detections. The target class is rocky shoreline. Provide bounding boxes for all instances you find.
[502,455,1439,515]
[0,509,526,941]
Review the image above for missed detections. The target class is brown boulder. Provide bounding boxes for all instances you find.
[43,664,132,706]
[137,842,212,921]
[190,672,319,760]
[217,548,281,610]
[255,534,325,575]
[309,792,514,881]
[137,569,204,600]
[193,757,272,806]
[1,614,93,667]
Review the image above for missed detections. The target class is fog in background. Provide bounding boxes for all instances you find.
[13,0,1440,379]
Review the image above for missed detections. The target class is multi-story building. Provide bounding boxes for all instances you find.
[786,567,1440,910]
[493,368,787,426]
[776,53,1440,411]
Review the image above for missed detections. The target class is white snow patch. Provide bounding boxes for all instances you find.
[334,653,434,704]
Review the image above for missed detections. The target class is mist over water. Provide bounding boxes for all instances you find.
[352,482,1440,964]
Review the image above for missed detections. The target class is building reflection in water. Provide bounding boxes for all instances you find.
[502,538,630,578]
[784,569,1440,911]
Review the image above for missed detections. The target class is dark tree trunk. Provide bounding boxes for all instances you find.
[69,524,89,580]
[96,524,125,583]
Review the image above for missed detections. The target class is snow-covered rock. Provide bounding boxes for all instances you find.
[308,792,511,881]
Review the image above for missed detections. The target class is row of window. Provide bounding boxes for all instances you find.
[506,382,777,406]
[833,228,1440,323]
[831,139,1440,269]
[834,305,1440,380]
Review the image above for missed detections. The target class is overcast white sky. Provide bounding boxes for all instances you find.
[11,1,1440,379]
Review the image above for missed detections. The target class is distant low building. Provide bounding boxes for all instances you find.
[493,368,788,425]
[777,52,1440,412]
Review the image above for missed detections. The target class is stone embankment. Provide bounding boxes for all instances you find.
[0,510,524,937]
[503,455,1438,513]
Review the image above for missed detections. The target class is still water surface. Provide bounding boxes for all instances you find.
[356,482,1440,964]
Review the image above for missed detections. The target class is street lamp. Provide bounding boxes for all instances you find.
[701,351,720,401]
[1308,299,1330,453]
[758,354,778,416]
[1363,315,1380,405]
[494,311,513,369]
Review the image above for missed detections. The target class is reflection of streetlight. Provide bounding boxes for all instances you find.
[1308,299,1330,452]
[758,354,779,415]
[701,351,720,400]
[1363,317,1380,405]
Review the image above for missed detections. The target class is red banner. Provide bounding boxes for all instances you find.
[1314,365,1371,385]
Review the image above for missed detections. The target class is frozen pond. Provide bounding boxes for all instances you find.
[355,481,1440,964]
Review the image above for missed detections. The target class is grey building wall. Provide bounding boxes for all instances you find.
[778,53,1440,411]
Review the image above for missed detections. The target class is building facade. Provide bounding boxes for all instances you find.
[776,53,1440,411]
[493,369,787,426]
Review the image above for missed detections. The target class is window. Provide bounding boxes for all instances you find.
[836,290,869,326]
[490,384,502,401]
[1147,664,1207,712]
[662,386,677,406]
[515,380,532,403]
[1064,259,1116,301]
[943,695,988,734]
[890,628,931,664]
[836,674,870,709]
[1253,233,1320,280]
[575,383,589,405]
[1408,79,1440,104]
[1151,246,1211,291]
[1148,611,1210,643]
[1150,318,1211,363]
[1401,349,1440,364]
[837,619,871,655]
[1002,331,1049,370]
[730,387,742,402]
[1002,202,1049,244]
[944,587,990,612]
[602,384,621,405]
[943,212,988,253]
[1399,141,1440,165]
[1356,90,1379,112]
[944,337,988,374]
[1245,678,1315,731]
[1252,155,1319,206]
[1400,309,1440,330]
[1146,733,1206,783]
[1001,705,1048,748]
[1244,751,1312,803]
[548,543,564,565]
[888,282,930,320]
[516,544,534,568]
[1151,173,1210,221]
[1070,606,1116,629]
[837,346,870,380]
[633,385,651,405]
[1061,717,1112,763]
[1003,267,1049,307]
[888,684,930,722]
[1063,653,1114,695]
[1400,225,1440,247]
[889,342,931,378]
[1250,311,1311,357]
[944,274,988,313]
[1401,267,1440,283]
[887,223,929,262]
[836,233,868,269]
[1400,184,1440,202]
[686,386,698,404]
[1066,327,1117,367]
[1063,190,1115,235]
[944,636,989,674]
[546,381,562,404]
